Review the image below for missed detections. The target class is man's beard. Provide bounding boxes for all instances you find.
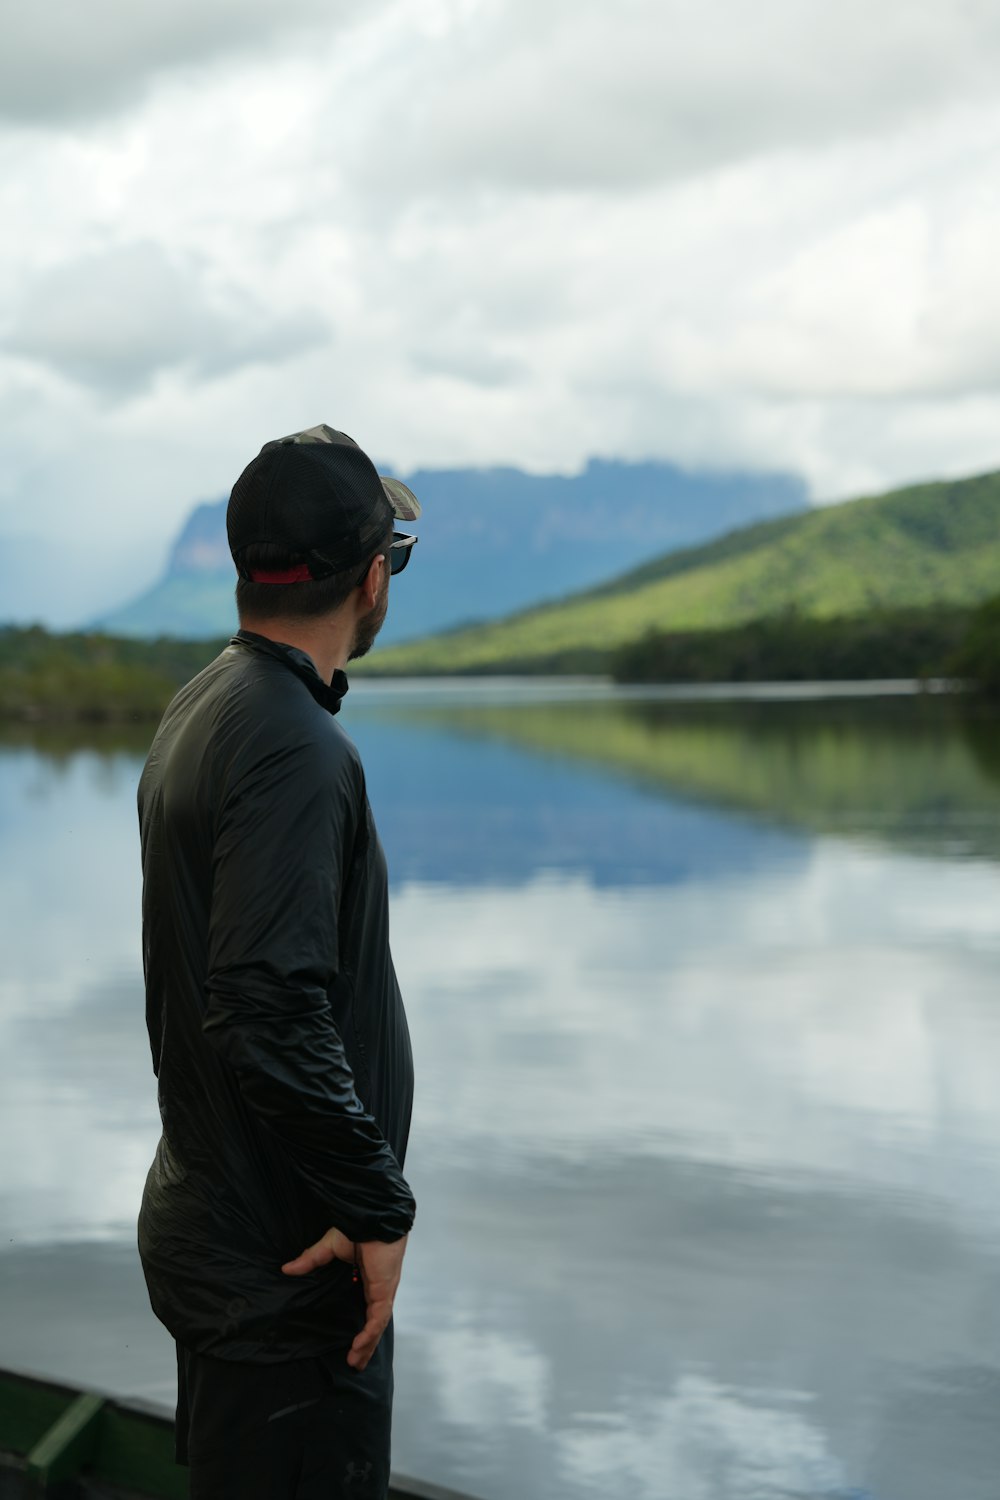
[348,574,389,661]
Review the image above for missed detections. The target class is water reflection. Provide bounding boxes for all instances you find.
[390,869,1000,1195]
[2,687,1000,1500]
[357,689,1000,864]
[374,731,804,886]
[0,748,156,1243]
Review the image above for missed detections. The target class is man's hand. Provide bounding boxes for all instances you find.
[281,1229,408,1371]
[281,1226,356,1275]
[348,1235,408,1371]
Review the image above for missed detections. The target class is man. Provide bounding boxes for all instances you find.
[137,425,420,1499]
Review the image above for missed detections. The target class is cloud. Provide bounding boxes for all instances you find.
[353,0,1000,195]
[6,0,1000,614]
[4,243,328,395]
[0,0,368,125]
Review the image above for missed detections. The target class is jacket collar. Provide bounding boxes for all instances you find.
[231,629,349,716]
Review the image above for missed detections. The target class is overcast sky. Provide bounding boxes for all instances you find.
[5,0,1000,623]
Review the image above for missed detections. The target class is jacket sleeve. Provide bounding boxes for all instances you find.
[202,732,415,1244]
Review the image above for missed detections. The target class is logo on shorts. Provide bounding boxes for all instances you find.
[220,1296,249,1338]
[344,1458,373,1486]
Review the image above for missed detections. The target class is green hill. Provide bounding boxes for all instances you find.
[363,470,1000,674]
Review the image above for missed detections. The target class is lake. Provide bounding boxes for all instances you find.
[3,680,1000,1500]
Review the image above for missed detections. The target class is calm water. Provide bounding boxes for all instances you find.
[3,682,1000,1500]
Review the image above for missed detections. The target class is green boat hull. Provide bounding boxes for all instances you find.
[0,1368,475,1500]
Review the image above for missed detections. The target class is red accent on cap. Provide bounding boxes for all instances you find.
[249,564,313,583]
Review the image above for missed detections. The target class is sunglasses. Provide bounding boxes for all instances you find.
[388,531,418,575]
[354,531,417,588]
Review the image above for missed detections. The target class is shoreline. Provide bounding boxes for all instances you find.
[0,673,980,730]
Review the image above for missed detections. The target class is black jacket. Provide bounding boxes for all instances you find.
[137,630,415,1362]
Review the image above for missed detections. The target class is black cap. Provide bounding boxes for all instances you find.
[227,424,421,582]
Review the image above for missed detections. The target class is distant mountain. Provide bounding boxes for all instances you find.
[96,501,235,640]
[97,460,807,642]
[364,468,1000,673]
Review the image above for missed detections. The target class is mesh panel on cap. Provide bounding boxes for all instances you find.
[228,434,393,575]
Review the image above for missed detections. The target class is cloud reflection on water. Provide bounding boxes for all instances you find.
[556,1375,846,1500]
[392,856,1000,1232]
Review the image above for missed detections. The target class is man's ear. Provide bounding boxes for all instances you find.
[358,551,386,607]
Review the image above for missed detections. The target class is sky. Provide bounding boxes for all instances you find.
[5,0,1000,624]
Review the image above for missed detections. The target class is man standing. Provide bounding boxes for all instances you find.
[137,425,420,1499]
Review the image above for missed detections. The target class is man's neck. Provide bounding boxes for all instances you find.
[238,616,351,685]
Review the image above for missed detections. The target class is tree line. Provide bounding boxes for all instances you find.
[611,598,1000,691]
[2,596,1000,722]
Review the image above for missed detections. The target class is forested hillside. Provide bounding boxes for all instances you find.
[363,470,1000,674]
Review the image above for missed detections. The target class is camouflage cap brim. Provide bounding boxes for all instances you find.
[381,476,421,522]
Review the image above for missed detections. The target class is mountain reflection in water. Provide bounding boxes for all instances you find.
[2,684,1000,1500]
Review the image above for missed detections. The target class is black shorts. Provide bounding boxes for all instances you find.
[175,1324,394,1500]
